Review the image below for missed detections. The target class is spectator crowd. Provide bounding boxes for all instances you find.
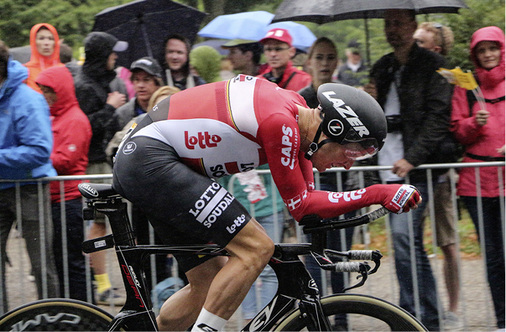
[0,8,503,332]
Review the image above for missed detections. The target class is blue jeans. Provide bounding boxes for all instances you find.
[242,211,284,320]
[389,180,439,331]
[461,196,505,329]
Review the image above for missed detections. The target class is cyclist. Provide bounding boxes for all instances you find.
[112,75,421,331]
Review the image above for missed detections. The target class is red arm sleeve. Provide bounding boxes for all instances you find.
[258,113,414,222]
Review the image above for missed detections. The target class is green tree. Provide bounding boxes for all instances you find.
[0,0,502,68]
[446,0,505,70]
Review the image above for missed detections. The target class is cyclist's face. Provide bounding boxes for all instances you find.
[311,141,354,172]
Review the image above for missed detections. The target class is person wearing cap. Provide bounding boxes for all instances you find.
[257,28,311,91]
[74,31,129,306]
[112,74,423,331]
[337,40,369,89]
[115,57,163,130]
[221,39,264,76]
[0,39,60,314]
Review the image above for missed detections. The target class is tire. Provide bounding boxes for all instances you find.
[0,298,114,331]
[273,293,427,331]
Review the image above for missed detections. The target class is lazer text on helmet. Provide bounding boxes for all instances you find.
[321,91,370,137]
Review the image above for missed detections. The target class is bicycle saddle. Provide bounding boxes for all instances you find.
[78,183,118,199]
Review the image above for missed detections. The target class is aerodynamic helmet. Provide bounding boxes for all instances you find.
[304,83,387,161]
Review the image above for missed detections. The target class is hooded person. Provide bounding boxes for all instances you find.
[450,26,505,330]
[36,66,91,204]
[36,65,92,301]
[74,31,129,305]
[24,23,62,93]
[0,40,59,312]
[189,45,222,83]
[74,31,128,165]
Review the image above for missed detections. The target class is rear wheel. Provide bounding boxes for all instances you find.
[0,298,114,331]
[273,293,427,331]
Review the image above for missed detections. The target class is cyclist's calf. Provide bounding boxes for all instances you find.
[202,219,274,320]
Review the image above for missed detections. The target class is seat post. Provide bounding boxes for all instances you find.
[95,198,136,246]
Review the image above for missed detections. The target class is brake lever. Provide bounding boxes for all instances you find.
[343,263,370,292]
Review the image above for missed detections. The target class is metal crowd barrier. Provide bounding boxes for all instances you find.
[0,161,504,330]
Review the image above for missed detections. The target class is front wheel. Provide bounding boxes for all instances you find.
[273,293,427,331]
[0,298,114,331]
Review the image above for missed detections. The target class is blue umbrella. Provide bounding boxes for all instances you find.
[198,11,274,41]
[198,11,316,51]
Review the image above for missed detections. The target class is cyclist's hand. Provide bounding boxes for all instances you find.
[381,184,421,214]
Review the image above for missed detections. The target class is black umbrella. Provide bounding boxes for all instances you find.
[93,0,207,68]
[272,0,467,64]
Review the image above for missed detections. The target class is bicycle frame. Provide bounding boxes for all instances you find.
[80,184,386,331]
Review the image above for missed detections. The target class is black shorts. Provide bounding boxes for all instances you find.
[112,135,251,273]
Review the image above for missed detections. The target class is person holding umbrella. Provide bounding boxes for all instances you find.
[160,34,205,90]
[365,9,453,331]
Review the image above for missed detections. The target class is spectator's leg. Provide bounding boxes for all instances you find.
[390,181,439,331]
[53,199,88,301]
[21,184,60,300]
[0,188,15,314]
[462,196,505,329]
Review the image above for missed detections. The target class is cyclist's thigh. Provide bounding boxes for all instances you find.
[113,136,252,271]
[224,219,274,258]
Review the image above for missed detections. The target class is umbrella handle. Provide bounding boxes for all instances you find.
[138,14,153,59]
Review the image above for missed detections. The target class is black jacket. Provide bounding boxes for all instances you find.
[74,33,122,163]
[370,43,454,181]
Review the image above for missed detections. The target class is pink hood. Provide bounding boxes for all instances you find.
[470,26,505,92]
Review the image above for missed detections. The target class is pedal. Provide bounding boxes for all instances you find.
[82,235,114,253]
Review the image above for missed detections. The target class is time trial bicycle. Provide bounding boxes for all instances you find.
[0,182,427,331]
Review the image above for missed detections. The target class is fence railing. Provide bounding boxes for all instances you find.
[0,161,504,330]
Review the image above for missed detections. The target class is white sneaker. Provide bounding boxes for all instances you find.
[443,311,464,331]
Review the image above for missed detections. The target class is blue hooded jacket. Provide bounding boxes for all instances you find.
[0,59,56,189]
